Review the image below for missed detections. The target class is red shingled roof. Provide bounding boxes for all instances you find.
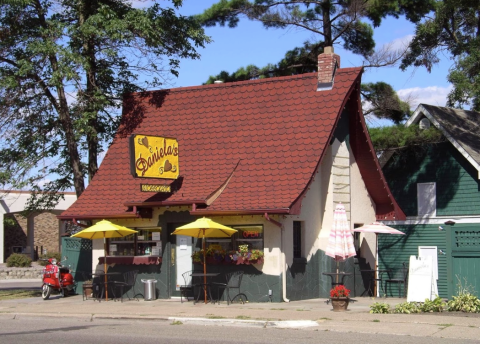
[60,68,405,220]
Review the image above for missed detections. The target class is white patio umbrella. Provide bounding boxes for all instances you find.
[353,222,405,296]
[325,203,356,283]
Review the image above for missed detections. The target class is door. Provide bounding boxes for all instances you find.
[168,223,192,297]
[446,224,480,298]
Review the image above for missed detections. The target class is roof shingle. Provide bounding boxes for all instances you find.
[61,69,365,218]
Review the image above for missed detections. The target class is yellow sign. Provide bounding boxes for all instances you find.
[140,184,171,193]
[130,135,179,179]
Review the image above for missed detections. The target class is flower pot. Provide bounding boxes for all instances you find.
[331,297,349,311]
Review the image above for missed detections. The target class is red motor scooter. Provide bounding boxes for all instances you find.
[41,258,75,300]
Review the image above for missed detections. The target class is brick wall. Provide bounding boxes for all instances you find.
[4,212,60,260]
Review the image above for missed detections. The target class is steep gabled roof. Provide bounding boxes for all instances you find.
[60,68,404,220]
[406,104,480,179]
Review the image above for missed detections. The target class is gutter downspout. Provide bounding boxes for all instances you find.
[264,213,290,303]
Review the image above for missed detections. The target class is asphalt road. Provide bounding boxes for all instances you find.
[1,315,479,344]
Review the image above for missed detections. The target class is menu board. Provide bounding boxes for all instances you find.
[152,232,161,241]
[407,255,435,302]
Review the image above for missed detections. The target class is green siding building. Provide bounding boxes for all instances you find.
[380,104,480,299]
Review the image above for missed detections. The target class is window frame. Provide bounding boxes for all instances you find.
[417,182,437,217]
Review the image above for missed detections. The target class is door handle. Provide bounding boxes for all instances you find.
[171,248,175,266]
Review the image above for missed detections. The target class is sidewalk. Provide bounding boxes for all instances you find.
[0,292,479,340]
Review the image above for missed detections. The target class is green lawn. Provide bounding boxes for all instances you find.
[0,289,41,300]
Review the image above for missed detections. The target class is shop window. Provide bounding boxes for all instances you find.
[108,227,162,256]
[417,182,436,216]
[293,221,302,258]
[205,224,264,252]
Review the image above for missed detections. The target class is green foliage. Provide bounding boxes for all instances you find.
[361,82,411,123]
[369,302,391,314]
[368,125,445,153]
[448,294,480,313]
[6,253,32,267]
[393,301,421,314]
[419,296,447,313]
[0,0,210,208]
[401,0,480,110]
[37,252,62,266]
[447,277,480,313]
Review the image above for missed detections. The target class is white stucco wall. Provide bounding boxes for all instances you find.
[350,153,377,268]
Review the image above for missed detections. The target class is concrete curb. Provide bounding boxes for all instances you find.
[4,312,319,329]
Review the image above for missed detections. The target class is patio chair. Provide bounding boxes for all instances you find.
[179,270,198,303]
[212,271,247,305]
[385,262,408,298]
[113,270,139,302]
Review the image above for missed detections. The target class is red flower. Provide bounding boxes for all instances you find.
[330,285,350,298]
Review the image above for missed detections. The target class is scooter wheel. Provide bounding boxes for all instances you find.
[42,285,52,300]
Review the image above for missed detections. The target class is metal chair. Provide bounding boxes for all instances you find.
[385,262,408,297]
[180,270,194,303]
[113,270,139,302]
[212,271,247,305]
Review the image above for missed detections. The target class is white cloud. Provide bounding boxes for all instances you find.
[389,35,414,51]
[397,85,453,110]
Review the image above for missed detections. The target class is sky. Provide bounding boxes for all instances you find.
[165,0,453,126]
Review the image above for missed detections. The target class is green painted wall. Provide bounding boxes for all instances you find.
[383,142,480,217]
[378,224,448,298]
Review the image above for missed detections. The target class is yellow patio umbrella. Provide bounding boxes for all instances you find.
[72,220,137,301]
[172,217,237,303]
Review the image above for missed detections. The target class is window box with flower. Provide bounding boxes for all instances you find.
[192,244,226,265]
[230,244,264,265]
[330,285,350,311]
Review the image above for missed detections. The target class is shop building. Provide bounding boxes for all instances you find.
[59,47,405,301]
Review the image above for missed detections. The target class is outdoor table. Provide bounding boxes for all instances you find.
[322,272,352,290]
[191,272,219,304]
[360,269,391,297]
[92,272,122,301]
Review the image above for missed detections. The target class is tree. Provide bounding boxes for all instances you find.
[197,0,433,60]
[198,1,431,122]
[361,82,411,123]
[401,0,480,110]
[0,0,209,210]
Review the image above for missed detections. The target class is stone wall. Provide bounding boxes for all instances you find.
[0,265,43,280]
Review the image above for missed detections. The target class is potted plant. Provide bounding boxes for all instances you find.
[330,285,350,311]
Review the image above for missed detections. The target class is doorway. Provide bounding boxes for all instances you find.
[168,223,192,297]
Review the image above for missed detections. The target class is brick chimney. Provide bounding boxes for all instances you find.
[317,46,340,91]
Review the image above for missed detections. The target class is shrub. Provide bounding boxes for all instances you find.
[447,277,480,313]
[419,296,446,312]
[393,301,421,314]
[447,294,480,313]
[37,252,62,266]
[6,253,32,267]
[370,302,390,314]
